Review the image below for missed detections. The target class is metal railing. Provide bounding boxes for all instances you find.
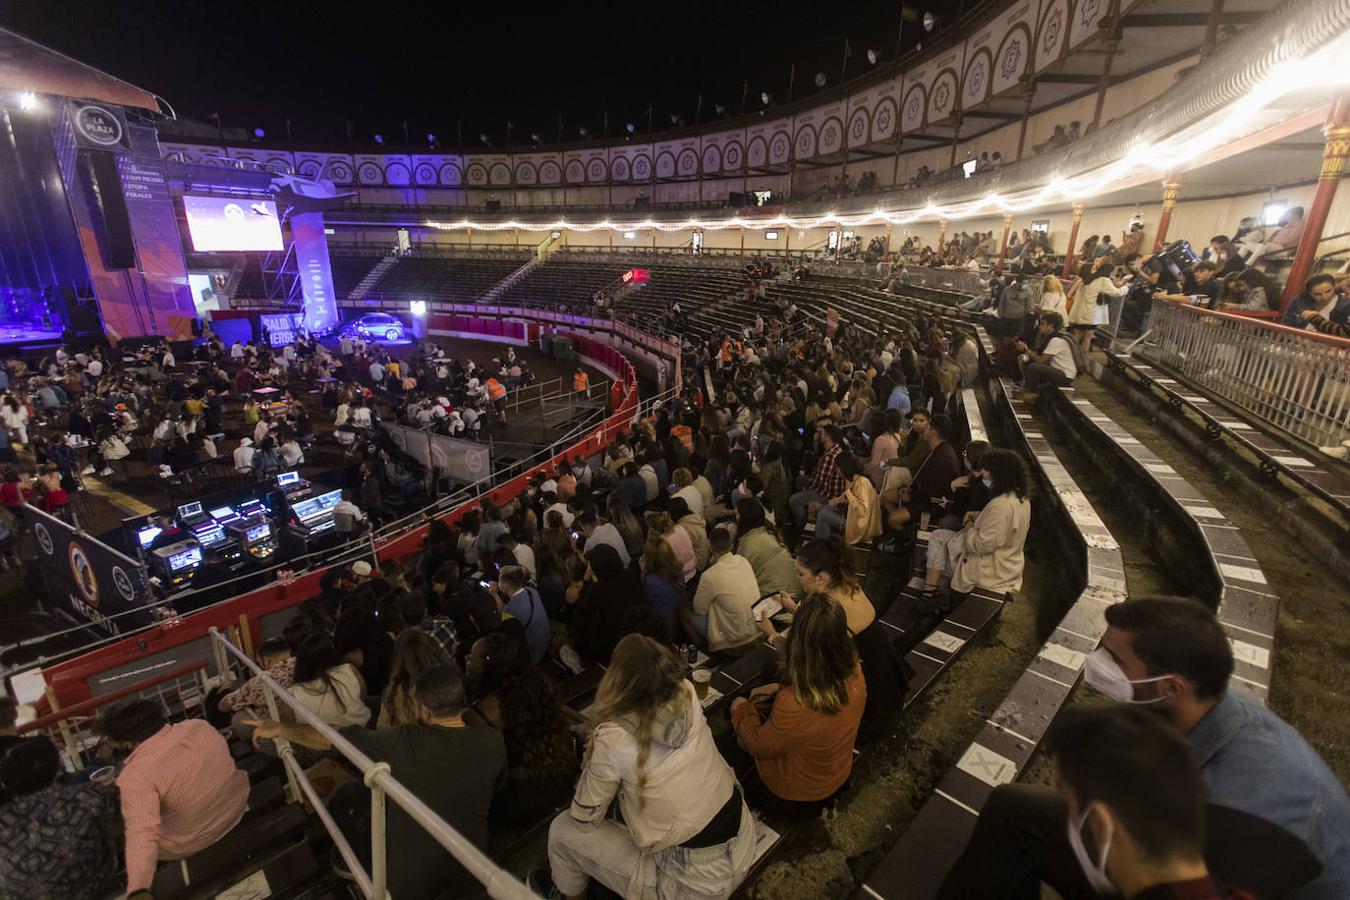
[1142,301,1350,448]
[208,629,536,900]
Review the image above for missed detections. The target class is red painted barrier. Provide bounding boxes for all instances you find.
[41,312,649,707]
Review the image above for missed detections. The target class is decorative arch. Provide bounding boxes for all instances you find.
[676,148,698,176]
[610,156,631,181]
[722,141,744,171]
[328,160,354,183]
[901,85,927,132]
[794,124,817,159]
[768,131,791,165]
[489,162,511,185]
[819,117,844,155]
[631,154,652,180]
[848,107,871,147]
[538,160,562,184]
[385,161,411,186]
[1036,0,1070,70]
[564,159,585,183]
[994,22,1033,93]
[265,157,293,173]
[655,151,676,178]
[438,163,461,186]
[515,161,538,185]
[702,144,722,174]
[465,162,489,186]
[872,97,898,141]
[297,159,322,178]
[586,158,608,182]
[963,48,993,109]
[357,162,384,185]
[414,162,438,185]
[746,136,768,168]
[929,68,960,122]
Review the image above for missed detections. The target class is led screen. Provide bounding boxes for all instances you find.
[183,194,283,252]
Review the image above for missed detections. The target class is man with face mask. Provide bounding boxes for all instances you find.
[939,596,1350,899]
[1046,703,1251,899]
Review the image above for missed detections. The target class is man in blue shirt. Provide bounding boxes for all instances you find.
[886,382,912,414]
[939,596,1349,899]
[495,566,548,665]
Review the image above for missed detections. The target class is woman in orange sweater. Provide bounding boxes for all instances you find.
[730,594,866,817]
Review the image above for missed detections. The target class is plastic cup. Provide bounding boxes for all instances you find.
[90,766,116,786]
[692,668,711,700]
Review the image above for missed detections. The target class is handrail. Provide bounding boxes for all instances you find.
[16,660,207,734]
[209,628,536,900]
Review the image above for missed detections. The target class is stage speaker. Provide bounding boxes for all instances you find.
[83,151,137,269]
[485,199,502,212]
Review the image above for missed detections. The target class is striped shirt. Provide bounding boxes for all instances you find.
[118,720,249,893]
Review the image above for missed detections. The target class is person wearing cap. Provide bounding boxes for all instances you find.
[233,437,255,475]
[350,560,374,583]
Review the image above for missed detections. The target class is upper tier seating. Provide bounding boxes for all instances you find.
[368,253,531,302]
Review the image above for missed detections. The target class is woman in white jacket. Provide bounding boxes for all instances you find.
[535,634,756,899]
[0,396,28,447]
[950,449,1033,597]
[1067,262,1129,356]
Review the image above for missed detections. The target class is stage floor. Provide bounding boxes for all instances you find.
[0,323,63,345]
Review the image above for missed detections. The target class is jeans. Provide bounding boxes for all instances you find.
[936,784,1095,900]
[789,489,828,527]
[547,803,757,899]
[814,503,846,542]
[1022,363,1071,393]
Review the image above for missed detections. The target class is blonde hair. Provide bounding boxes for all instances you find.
[1042,274,1065,295]
[783,594,858,715]
[584,634,688,803]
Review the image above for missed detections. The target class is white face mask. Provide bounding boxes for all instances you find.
[981,478,993,490]
[1082,647,1172,704]
[1066,804,1118,896]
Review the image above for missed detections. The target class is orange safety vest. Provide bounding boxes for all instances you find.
[573,371,589,392]
[486,378,506,401]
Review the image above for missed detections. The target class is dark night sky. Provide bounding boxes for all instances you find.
[3,0,961,147]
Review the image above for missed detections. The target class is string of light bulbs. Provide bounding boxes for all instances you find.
[424,39,1350,235]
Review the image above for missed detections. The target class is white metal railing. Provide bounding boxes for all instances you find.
[1142,301,1350,448]
[208,628,537,900]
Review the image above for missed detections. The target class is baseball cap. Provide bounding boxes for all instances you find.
[351,561,372,577]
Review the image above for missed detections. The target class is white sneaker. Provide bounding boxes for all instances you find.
[81,465,96,475]
[1319,444,1348,460]
[99,468,113,476]
[559,645,584,675]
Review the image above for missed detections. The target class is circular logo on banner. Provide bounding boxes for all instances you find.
[73,104,124,147]
[69,542,100,608]
[465,447,489,477]
[112,565,137,602]
[35,523,53,556]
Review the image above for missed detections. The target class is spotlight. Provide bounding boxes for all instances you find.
[761,91,771,105]
[923,11,937,31]
[18,91,37,112]
[866,49,879,65]
[530,132,541,142]
[670,113,684,126]
[426,133,437,143]
[579,127,590,137]
[374,134,384,145]
[623,230,637,240]
[410,300,427,317]
[814,72,827,88]
[479,133,491,145]
[715,104,727,116]
[626,122,636,134]
[253,127,265,139]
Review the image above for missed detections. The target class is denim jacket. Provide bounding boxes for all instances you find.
[1191,691,1350,899]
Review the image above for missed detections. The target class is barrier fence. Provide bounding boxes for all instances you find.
[1143,301,1350,448]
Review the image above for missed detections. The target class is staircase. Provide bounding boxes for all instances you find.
[348,255,399,301]
[479,257,541,303]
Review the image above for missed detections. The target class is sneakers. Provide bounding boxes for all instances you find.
[559,645,584,676]
[98,467,113,476]
[1319,443,1349,460]
[81,465,96,475]
[526,868,565,900]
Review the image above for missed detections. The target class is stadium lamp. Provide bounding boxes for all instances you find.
[814,72,827,88]
[579,127,590,138]
[410,300,427,317]
[761,91,771,105]
[867,49,879,65]
[923,11,937,31]
[625,122,636,134]
[374,134,384,145]
[18,91,38,112]
[253,127,265,139]
[623,230,637,239]
[530,132,542,144]
[480,133,491,145]
[426,133,437,146]
[715,104,727,116]
[670,113,684,126]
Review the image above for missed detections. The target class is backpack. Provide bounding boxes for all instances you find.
[1056,331,1087,377]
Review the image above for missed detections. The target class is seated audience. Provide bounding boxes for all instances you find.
[377,628,452,728]
[99,700,249,897]
[732,594,866,816]
[938,596,1349,899]
[812,452,882,545]
[1016,312,1078,398]
[789,424,846,530]
[1282,272,1350,330]
[734,498,803,600]
[945,448,1032,599]
[217,636,294,739]
[641,537,687,626]
[493,565,549,666]
[567,543,644,663]
[252,665,506,898]
[688,527,760,652]
[669,496,710,571]
[650,511,697,582]
[532,635,756,899]
[0,735,117,899]
[289,632,372,731]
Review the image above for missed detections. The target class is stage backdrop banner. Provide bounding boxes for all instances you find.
[65,98,131,151]
[292,212,339,335]
[23,505,151,637]
[119,125,196,339]
[383,423,493,485]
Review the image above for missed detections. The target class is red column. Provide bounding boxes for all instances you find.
[1281,97,1350,308]
[1152,177,1183,253]
[996,213,1014,269]
[936,220,948,255]
[1062,203,1085,278]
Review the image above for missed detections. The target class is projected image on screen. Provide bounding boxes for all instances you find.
[183,195,284,252]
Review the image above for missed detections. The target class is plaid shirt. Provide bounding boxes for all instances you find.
[807,444,846,499]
